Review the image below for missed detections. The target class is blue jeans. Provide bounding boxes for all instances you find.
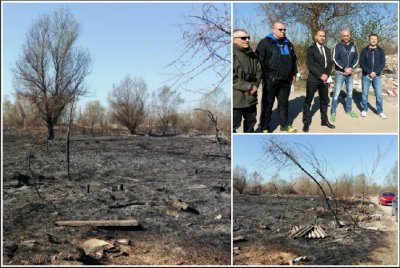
[361,75,383,114]
[331,71,354,114]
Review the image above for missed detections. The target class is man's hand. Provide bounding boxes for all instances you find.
[246,85,258,95]
[320,74,328,82]
[345,67,353,75]
[369,72,377,79]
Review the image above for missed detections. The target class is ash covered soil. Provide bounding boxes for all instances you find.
[2,132,231,265]
[233,194,398,265]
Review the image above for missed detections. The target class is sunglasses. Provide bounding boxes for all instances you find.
[277,28,286,32]
[235,36,250,40]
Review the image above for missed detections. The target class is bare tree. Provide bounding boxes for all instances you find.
[167,3,230,95]
[258,3,361,43]
[13,7,91,140]
[79,100,106,134]
[233,165,248,194]
[108,75,147,135]
[152,85,183,135]
[264,137,341,227]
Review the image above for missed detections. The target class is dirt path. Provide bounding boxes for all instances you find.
[237,86,398,133]
[358,196,398,265]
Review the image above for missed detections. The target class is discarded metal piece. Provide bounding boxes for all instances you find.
[233,236,246,242]
[55,220,139,227]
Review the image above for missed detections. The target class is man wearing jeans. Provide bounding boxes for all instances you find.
[359,33,386,119]
[330,28,359,122]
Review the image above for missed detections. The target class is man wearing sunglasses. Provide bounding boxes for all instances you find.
[255,21,298,133]
[233,29,262,133]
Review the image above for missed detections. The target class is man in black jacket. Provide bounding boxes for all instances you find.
[255,21,298,133]
[302,30,335,132]
[359,33,386,119]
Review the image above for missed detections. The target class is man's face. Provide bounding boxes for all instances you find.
[341,30,351,43]
[369,36,378,46]
[315,31,326,45]
[233,31,250,49]
[272,23,286,40]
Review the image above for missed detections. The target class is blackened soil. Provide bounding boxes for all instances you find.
[2,132,231,265]
[233,194,392,265]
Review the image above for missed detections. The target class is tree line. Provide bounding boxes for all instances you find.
[6,7,230,139]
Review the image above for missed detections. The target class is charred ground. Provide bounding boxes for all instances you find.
[233,193,397,265]
[2,131,231,265]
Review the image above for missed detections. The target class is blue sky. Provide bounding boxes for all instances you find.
[2,2,230,111]
[233,134,398,185]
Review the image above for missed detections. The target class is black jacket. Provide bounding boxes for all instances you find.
[307,43,332,83]
[255,34,298,81]
[359,45,386,76]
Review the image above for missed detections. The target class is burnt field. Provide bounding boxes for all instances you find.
[233,193,397,265]
[2,131,231,265]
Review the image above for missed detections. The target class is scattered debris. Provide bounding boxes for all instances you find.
[21,240,38,248]
[289,255,310,265]
[172,199,200,215]
[81,239,115,255]
[114,239,132,246]
[165,209,180,218]
[233,236,246,242]
[258,224,271,230]
[215,214,222,220]
[289,225,328,239]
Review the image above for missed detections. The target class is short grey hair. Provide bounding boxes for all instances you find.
[340,28,351,35]
[272,21,285,29]
[233,28,249,37]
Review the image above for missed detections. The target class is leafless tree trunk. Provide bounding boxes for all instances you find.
[108,75,148,135]
[13,7,91,140]
[194,108,231,159]
[264,137,341,227]
[66,95,77,180]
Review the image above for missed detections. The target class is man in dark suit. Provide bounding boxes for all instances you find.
[302,30,335,132]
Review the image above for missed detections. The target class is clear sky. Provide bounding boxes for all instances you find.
[2,2,230,111]
[233,134,398,185]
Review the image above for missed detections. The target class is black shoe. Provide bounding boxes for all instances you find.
[321,120,335,129]
[303,124,309,132]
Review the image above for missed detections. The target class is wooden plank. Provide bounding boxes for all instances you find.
[233,236,246,242]
[311,230,317,238]
[55,220,139,227]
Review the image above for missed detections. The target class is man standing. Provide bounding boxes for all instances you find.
[359,33,386,119]
[302,30,335,132]
[233,29,262,133]
[255,21,298,133]
[330,28,359,122]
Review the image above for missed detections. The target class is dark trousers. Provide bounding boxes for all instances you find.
[258,79,291,131]
[233,105,257,133]
[303,80,329,126]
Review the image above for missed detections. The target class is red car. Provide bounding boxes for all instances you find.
[379,192,396,205]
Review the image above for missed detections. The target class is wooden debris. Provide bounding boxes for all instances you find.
[233,236,246,242]
[55,219,139,227]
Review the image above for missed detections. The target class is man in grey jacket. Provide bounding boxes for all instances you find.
[330,28,359,122]
[233,29,262,133]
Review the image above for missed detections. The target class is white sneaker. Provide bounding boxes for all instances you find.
[379,113,387,119]
[361,111,367,117]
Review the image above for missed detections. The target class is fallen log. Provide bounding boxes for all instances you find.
[55,220,139,227]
